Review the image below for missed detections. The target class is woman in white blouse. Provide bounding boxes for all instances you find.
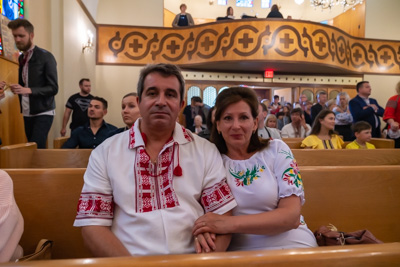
[192,87,317,251]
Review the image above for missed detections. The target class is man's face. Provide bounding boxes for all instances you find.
[318,94,327,104]
[139,72,183,130]
[300,94,307,103]
[80,81,91,95]
[359,83,372,97]
[88,100,106,120]
[11,26,33,52]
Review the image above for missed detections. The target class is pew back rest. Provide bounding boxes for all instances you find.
[292,149,400,166]
[300,165,400,243]
[0,143,37,168]
[54,137,69,149]
[282,138,395,149]
[5,168,90,259]
[0,149,92,168]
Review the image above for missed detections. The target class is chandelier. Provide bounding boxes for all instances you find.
[310,0,363,11]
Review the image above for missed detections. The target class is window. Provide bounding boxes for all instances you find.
[261,0,272,8]
[186,86,201,106]
[219,86,229,94]
[203,86,217,107]
[236,0,253,8]
[1,0,25,20]
[218,0,228,5]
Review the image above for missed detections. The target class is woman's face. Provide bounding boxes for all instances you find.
[228,7,233,15]
[216,100,257,151]
[121,96,140,128]
[319,113,336,131]
[266,119,277,128]
[339,95,347,106]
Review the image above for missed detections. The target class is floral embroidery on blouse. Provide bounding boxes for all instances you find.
[229,164,265,187]
[279,149,303,189]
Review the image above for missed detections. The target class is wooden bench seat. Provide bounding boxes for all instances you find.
[283,138,395,149]
[0,149,92,168]
[292,148,400,166]
[5,165,400,260]
[300,165,400,243]
[3,243,400,266]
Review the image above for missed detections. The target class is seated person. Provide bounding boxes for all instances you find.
[193,115,205,134]
[346,121,376,149]
[193,87,317,251]
[62,97,117,149]
[108,93,141,137]
[73,63,236,257]
[0,170,24,262]
[198,107,215,140]
[301,110,344,149]
[258,104,281,140]
[281,108,311,138]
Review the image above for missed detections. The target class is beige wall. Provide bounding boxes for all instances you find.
[273,88,292,104]
[364,0,400,118]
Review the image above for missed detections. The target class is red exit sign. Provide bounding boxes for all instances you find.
[264,70,274,78]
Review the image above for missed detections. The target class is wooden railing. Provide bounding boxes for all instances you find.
[97,19,400,75]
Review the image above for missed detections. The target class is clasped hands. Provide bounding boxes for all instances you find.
[192,212,229,253]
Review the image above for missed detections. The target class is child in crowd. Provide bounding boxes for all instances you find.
[346,121,376,149]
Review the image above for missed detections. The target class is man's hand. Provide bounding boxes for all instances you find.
[60,128,67,136]
[369,104,378,112]
[391,121,400,131]
[10,84,32,95]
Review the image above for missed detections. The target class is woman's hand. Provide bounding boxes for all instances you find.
[194,232,216,253]
[193,212,231,236]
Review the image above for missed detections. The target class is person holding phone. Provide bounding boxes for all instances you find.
[281,108,311,138]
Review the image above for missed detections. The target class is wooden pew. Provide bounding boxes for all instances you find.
[0,143,37,169]
[2,243,400,266]
[5,168,90,259]
[292,148,400,166]
[5,166,400,261]
[53,137,69,149]
[283,138,395,149]
[300,165,400,243]
[0,149,92,168]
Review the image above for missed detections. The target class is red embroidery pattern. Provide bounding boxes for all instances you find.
[129,126,135,148]
[75,192,114,220]
[201,179,235,213]
[181,126,193,142]
[135,144,180,213]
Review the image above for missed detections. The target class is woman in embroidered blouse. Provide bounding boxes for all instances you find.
[192,87,317,251]
[301,110,344,149]
[333,92,353,141]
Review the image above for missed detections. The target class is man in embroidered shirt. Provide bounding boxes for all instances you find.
[73,64,236,257]
[8,19,58,149]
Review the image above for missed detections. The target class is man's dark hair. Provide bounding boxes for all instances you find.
[356,81,369,92]
[352,121,372,133]
[192,96,203,103]
[290,107,303,116]
[91,96,108,110]
[7,18,34,34]
[79,78,90,86]
[137,64,185,102]
[274,95,279,100]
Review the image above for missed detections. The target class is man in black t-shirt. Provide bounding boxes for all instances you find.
[60,78,93,136]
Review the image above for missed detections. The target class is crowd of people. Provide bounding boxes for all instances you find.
[1,17,400,262]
